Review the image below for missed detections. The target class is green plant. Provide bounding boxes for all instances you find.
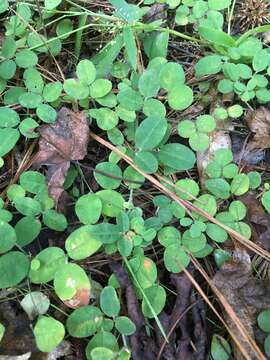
[0,0,270,358]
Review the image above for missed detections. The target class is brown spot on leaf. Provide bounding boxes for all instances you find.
[32,107,89,206]
[64,288,90,309]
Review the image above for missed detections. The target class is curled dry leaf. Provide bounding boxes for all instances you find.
[246,106,270,150]
[32,107,89,206]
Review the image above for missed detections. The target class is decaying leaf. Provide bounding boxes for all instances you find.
[246,106,270,150]
[213,257,270,359]
[32,107,89,206]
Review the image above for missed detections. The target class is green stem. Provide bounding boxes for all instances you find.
[29,22,113,51]
[134,23,204,43]
[75,13,88,60]
[123,256,168,342]
[227,0,236,35]
[66,0,119,22]
[236,24,270,45]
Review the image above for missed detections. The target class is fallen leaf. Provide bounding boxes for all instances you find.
[32,107,89,206]
[241,192,270,251]
[246,106,270,150]
[213,256,270,359]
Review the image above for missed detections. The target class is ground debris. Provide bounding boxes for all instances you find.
[32,107,89,206]
[246,106,270,150]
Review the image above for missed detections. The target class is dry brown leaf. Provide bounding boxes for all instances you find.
[213,258,270,359]
[32,107,89,206]
[246,106,270,150]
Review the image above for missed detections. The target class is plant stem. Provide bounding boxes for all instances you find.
[227,0,236,35]
[75,13,88,60]
[236,24,270,45]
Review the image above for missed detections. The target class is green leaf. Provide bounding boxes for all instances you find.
[138,69,160,97]
[167,84,193,110]
[67,306,103,337]
[164,244,190,273]
[56,18,73,39]
[198,27,235,47]
[75,193,102,225]
[15,216,41,247]
[90,79,112,99]
[100,286,120,317]
[196,115,216,133]
[134,151,158,174]
[159,62,185,90]
[89,108,118,131]
[0,221,16,253]
[182,230,206,252]
[19,92,43,109]
[54,263,91,301]
[43,81,62,102]
[230,174,249,196]
[142,285,166,318]
[0,107,20,128]
[117,86,143,111]
[158,143,196,170]
[15,49,38,68]
[205,178,231,199]
[110,0,141,23]
[0,128,20,157]
[19,117,39,138]
[208,0,231,10]
[34,316,65,352]
[123,166,144,189]
[20,171,46,194]
[115,316,136,335]
[43,209,67,231]
[158,226,181,247]
[94,162,122,189]
[211,334,231,360]
[44,0,62,10]
[195,55,222,76]
[253,49,270,72]
[175,178,199,200]
[123,26,137,70]
[86,331,119,359]
[14,197,42,216]
[7,184,25,201]
[97,190,124,217]
[264,335,270,357]
[0,323,5,342]
[0,59,16,79]
[91,347,115,360]
[65,225,102,260]
[262,190,270,214]
[36,104,57,123]
[0,251,29,288]
[20,291,50,320]
[206,223,228,243]
[0,0,8,14]
[229,200,246,221]
[135,116,167,150]
[29,247,66,284]
[258,309,270,332]
[90,223,121,244]
[63,79,89,100]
